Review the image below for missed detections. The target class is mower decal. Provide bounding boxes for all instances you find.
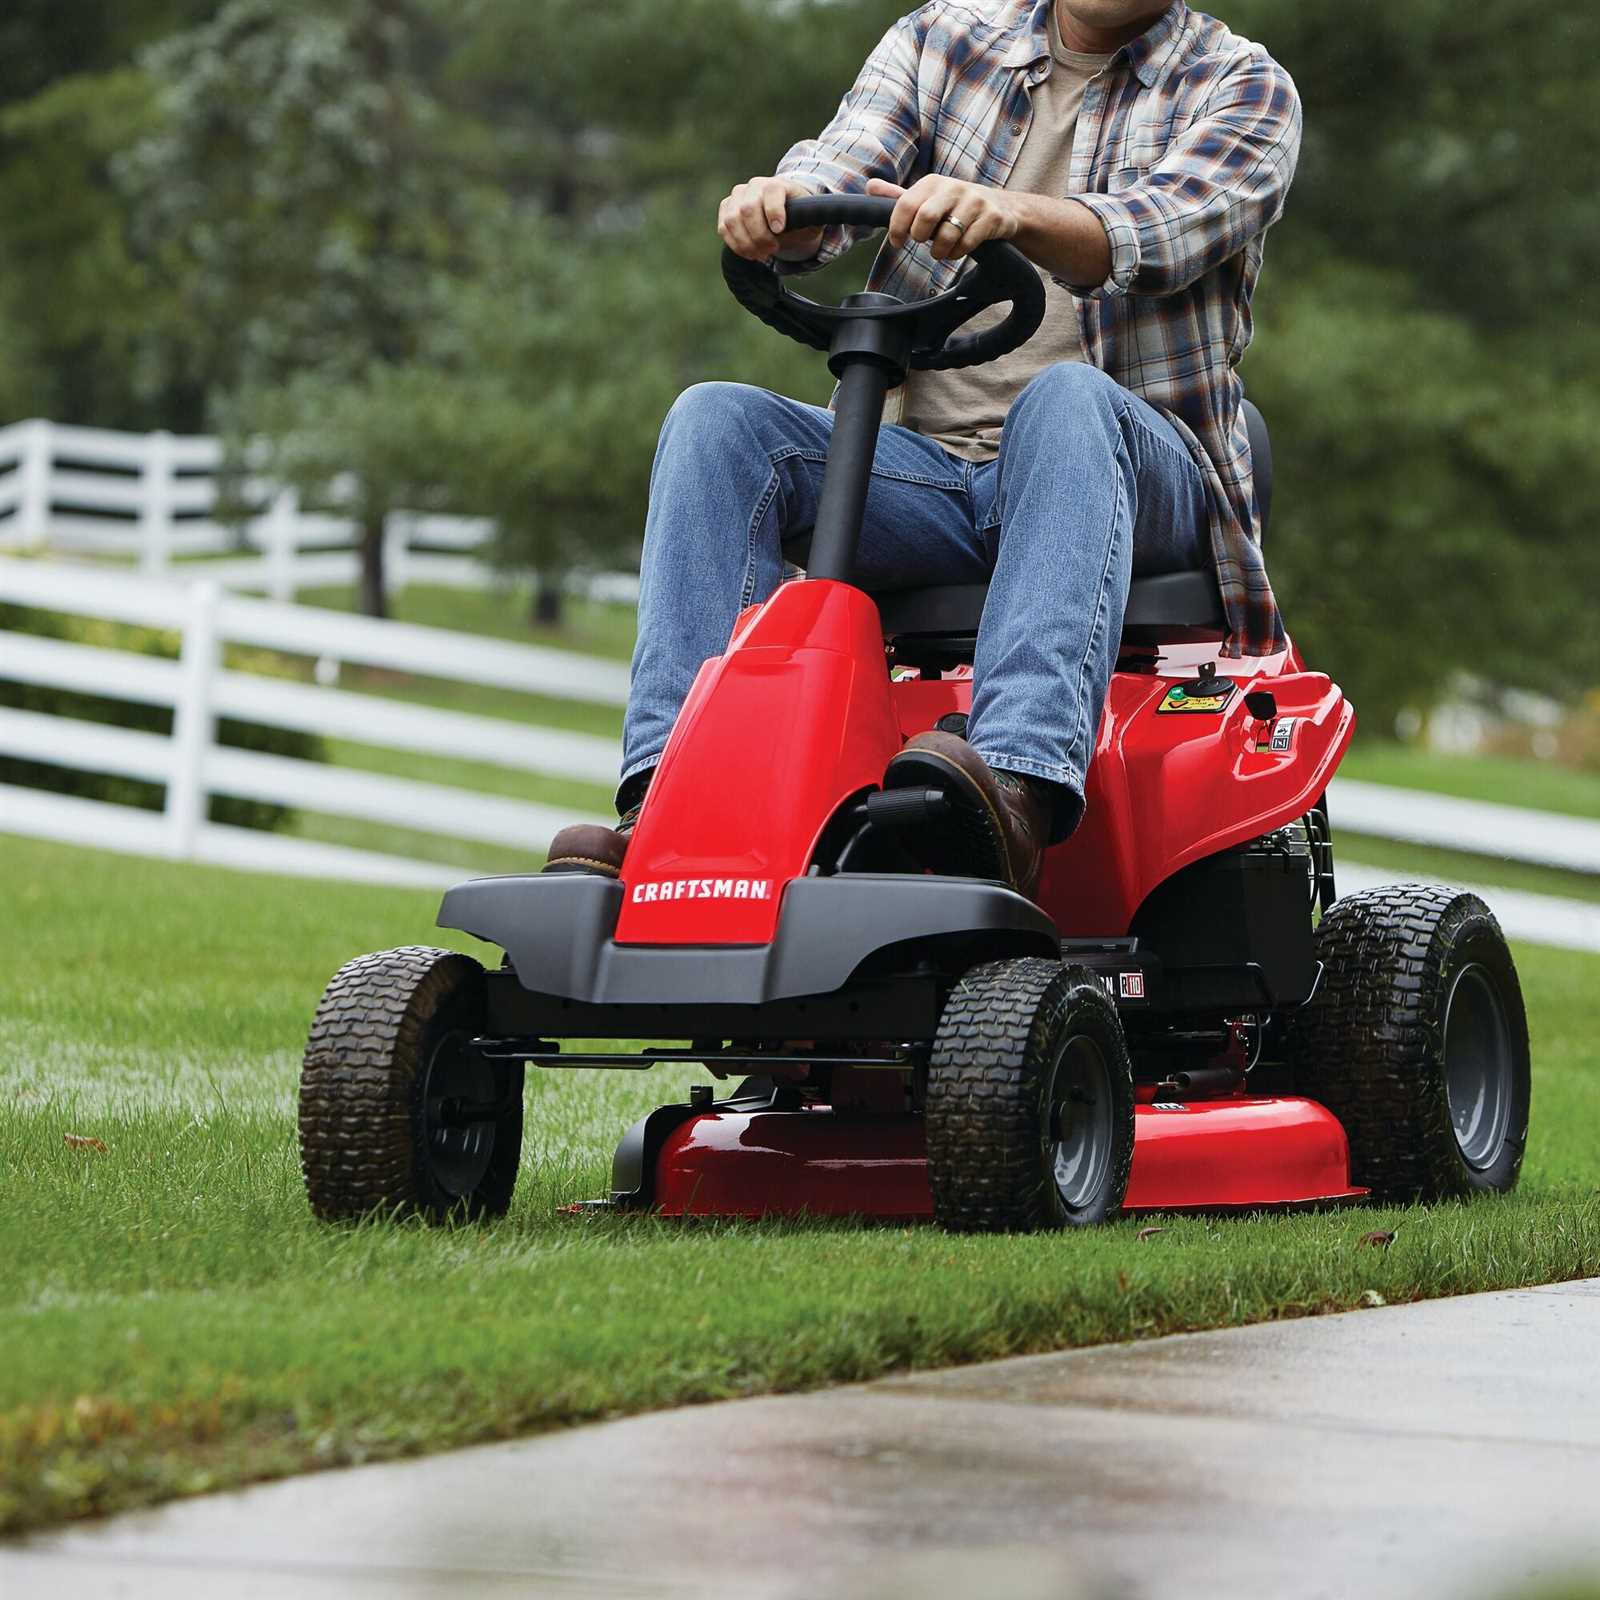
[1254,716,1301,754]
[1151,1102,1190,1112]
[629,877,772,904]
[1157,684,1237,715]
[1090,970,1148,1005]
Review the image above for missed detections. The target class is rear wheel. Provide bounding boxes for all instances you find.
[1291,886,1530,1200]
[299,946,523,1221]
[925,958,1135,1232]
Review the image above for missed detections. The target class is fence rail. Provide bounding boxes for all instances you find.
[0,417,641,608]
[0,554,616,884]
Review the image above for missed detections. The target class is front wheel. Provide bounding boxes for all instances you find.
[925,959,1135,1232]
[299,946,523,1222]
[1291,886,1530,1200]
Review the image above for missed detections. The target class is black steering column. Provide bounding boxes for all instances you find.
[721,195,1045,584]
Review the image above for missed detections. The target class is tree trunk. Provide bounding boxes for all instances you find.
[531,571,564,627]
[359,515,388,619]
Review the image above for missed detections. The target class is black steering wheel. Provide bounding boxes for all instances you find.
[721,194,1045,372]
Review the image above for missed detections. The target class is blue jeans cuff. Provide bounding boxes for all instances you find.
[974,751,1082,794]
[616,756,661,813]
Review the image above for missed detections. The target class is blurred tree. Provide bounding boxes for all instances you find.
[435,197,838,616]
[0,1,226,427]
[2,0,1593,708]
[1227,0,1600,725]
[422,0,901,604]
[117,0,466,615]
[436,0,904,210]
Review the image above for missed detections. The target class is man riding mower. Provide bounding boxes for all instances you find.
[298,0,1530,1231]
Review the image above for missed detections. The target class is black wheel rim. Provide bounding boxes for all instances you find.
[1443,963,1514,1170]
[421,1028,499,1198]
[1047,1034,1113,1214]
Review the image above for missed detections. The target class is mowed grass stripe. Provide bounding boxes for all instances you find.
[2,834,1597,1536]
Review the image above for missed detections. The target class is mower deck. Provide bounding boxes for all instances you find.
[604,1093,1367,1221]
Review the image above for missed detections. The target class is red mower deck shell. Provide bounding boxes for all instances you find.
[612,581,1353,948]
[651,1098,1367,1220]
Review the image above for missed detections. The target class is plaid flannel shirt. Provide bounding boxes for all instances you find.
[776,0,1301,657]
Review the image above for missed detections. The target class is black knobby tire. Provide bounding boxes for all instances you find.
[1291,886,1530,1201]
[925,958,1136,1232]
[299,945,523,1222]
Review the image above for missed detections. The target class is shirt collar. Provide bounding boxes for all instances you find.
[1002,1,1189,88]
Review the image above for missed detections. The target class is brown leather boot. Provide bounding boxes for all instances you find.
[883,731,1049,898]
[541,800,643,879]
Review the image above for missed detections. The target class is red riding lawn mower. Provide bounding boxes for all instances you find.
[299,197,1531,1232]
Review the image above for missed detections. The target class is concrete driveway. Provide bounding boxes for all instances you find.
[6,1279,1599,1599]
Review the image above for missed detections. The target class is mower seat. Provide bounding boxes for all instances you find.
[858,399,1273,662]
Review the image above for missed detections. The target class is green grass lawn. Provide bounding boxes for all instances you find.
[295,582,638,663]
[3,833,1598,1537]
[1339,742,1600,821]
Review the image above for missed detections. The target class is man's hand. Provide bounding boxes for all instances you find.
[865,175,1020,262]
[867,175,1112,287]
[717,177,825,263]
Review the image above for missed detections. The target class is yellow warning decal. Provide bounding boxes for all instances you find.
[1157,687,1234,714]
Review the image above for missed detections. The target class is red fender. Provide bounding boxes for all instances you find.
[615,581,899,945]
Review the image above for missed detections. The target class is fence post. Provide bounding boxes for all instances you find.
[13,419,52,549]
[383,509,411,600]
[265,485,299,605]
[138,429,176,579]
[166,579,221,860]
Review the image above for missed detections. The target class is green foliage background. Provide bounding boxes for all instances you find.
[0,0,1595,715]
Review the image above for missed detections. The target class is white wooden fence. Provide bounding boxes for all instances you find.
[0,417,640,607]
[0,555,621,887]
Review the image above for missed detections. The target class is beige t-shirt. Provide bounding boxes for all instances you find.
[899,18,1111,462]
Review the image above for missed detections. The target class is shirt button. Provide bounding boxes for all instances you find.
[1010,122,1023,135]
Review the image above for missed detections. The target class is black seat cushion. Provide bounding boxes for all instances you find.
[877,568,1225,649]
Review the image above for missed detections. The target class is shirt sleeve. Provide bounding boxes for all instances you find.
[773,15,926,274]
[1070,51,1302,300]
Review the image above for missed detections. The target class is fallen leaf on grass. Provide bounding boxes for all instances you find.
[1358,1229,1399,1249]
[63,1133,108,1153]
[1360,1290,1387,1308]
[1136,1227,1166,1242]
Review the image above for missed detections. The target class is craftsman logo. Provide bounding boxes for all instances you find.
[630,877,772,904]
[1119,972,1146,1000]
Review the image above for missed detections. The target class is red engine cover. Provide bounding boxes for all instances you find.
[890,643,1354,938]
[610,574,1353,948]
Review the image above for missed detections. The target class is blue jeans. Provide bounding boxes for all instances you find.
[623,361,1210,823]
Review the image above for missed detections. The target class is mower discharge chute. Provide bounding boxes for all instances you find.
[298,196,1531,1232]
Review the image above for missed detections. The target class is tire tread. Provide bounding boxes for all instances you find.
[1292,885,1529,1201]
[298,945,502,1221]
[926,958,1134,1232]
